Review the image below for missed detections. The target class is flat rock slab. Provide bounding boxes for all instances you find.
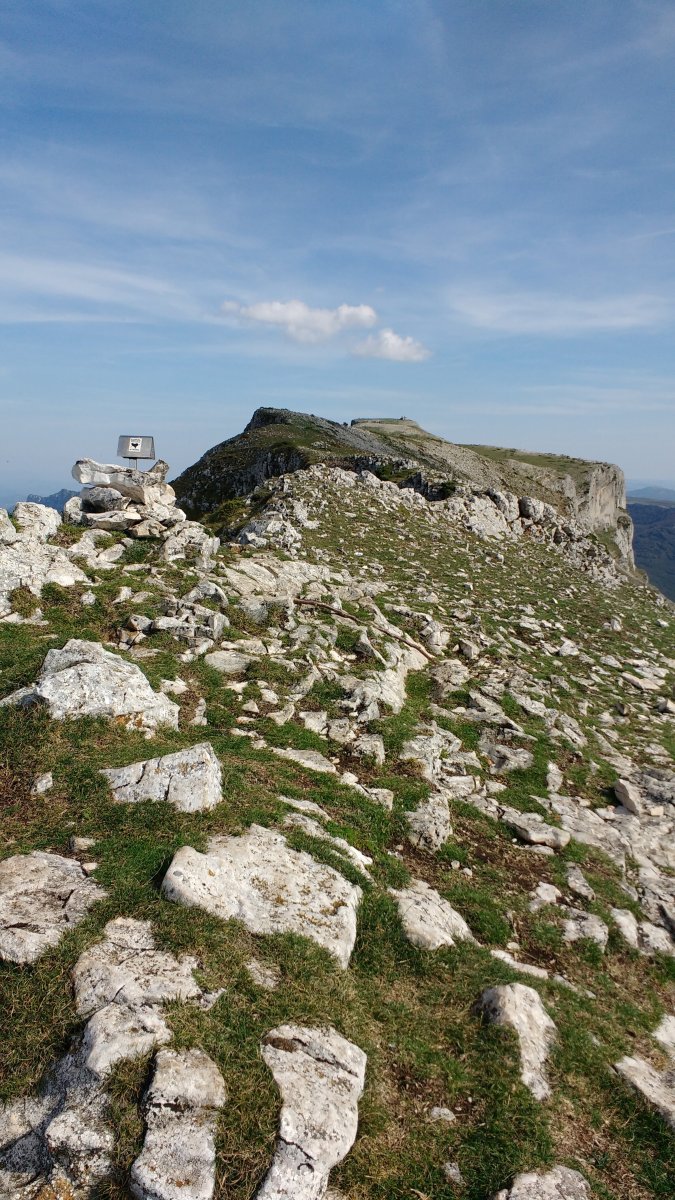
[493,1166,591,1199]
[615,1055,675,1128]
[389,879,476,950]
[272,746,338,774]
[73,916,202,1019]
[3,638,179,732]
[256,1025,367,1200]
[101,743,222,813]
[204,649,253,674]
[478,983,556,1101]
[0,851,106,963]
[162,825,362,968]
[130,1048,226,1200]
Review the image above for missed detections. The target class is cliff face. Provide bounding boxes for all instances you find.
[173,408,634,566]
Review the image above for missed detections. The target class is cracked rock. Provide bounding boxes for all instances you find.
[101,743,222,813]
[130,1048,226,1200]
[256,1025,367,1200]
[0,852,106,964]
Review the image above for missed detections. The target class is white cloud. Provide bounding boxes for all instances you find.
[354,327,430,362]
[221,298,377,343]
[448,289,670,335]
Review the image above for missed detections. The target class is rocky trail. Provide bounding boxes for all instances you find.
[0,445,673,1199]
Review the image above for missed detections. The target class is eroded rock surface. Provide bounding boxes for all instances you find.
[101,743,222,813]
[0,852,105,964]
[162,826,362,967]
[2,639,179,732]
[130,1048,226,1200]
[478,983,556,1101]
[492,1166,591,1200]
[0,918,204,1197]
[256,1025,367,1200]
[389,879,476,950]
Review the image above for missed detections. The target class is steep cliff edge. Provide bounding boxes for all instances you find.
[173,408,633,565]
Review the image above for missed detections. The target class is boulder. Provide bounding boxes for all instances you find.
[0,851,105,963]
[101,743,222,813]
[130,1049,226,1200]
[162,825,362,967]
[1,639,179,732]
[477,983,556,1101]
[389,879,476,950]
[12,502,61,541]
[81,486,126,512]
[256,1025,366,1200]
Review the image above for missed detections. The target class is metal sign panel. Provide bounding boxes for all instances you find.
[117,435,155,460]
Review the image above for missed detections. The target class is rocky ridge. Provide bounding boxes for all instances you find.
[0,436,673,1199]
[173,408,634,564]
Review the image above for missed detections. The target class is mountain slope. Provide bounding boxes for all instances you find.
[0,440,673,1200]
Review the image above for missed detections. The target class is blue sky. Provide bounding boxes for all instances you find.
[1,0,675,504]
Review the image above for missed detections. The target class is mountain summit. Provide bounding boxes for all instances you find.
[0,427,673,1200]
[173,407,634,564]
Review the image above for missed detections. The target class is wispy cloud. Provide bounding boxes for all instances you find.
[353,327,430,362]
[447,289,671,335]
[221,298,377,343]
[0,253,197,321]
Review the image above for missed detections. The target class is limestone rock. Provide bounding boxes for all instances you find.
[615,1055,675,1128]
[0,851,105,964]
[101,743,222,813]
[500,808,570,850]
[162,826,362,967]
[256,1025,366,1200]
[0,919,204,1196]
[130,1048,226,1200]
[566,865,595,901]
[389,879,476,950]
[561,906,609,950]
[72,916,202,1019]
[1,639,179,732]
[204,648,253,675]
[12,502,61,541]
[272,746,338,774]
[492,1166,591,1200]
[406,792,452,852]
[477,983,556,1100]
[72,458,174,507]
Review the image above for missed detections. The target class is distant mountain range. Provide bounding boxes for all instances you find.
[628,495,675,602]
[26,488,78,512]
